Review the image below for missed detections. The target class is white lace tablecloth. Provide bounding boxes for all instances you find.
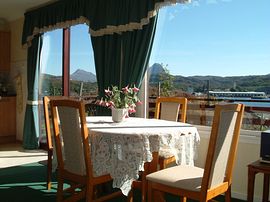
[86,116,200,196]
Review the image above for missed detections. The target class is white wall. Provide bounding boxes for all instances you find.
[9,18,27,141]
[195,126,264,202]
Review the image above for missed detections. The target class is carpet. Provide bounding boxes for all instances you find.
[0,162,244,202]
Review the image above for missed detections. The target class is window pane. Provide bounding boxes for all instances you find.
[40,29,63,96]
[70,24,98,99]
[39,29,63,143]
[148,0,270,130]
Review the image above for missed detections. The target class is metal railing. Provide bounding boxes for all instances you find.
[149,96,270,131]
[76,95,270,131]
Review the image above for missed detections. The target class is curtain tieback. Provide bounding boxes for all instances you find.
[27,100,40,105]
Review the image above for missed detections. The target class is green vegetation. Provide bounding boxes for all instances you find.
[158,64,174,96]
[150,68,270,95]
[40,74,98,97]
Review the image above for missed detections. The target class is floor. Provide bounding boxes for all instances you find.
[0,143,47,168]
[0,143,246,202]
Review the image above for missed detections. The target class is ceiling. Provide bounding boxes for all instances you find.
[0,0,53,22]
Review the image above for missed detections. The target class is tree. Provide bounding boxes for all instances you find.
[159,64,174,97]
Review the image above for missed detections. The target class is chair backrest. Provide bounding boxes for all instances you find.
[201,103,244,192]
[154,97,187,122]
[43,96,53,152]
[50,98,92,177]
[43,96,68,151]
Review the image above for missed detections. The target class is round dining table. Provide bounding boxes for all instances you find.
[85,116,200,196]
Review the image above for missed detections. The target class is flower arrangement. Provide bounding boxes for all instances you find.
[96,85,142,114]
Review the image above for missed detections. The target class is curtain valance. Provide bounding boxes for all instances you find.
[22,0,190,47]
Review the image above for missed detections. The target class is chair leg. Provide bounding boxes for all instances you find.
[85,184,93,202]
[127,190,134,202]
[147,182,153,202]
[57,176,64,202]
[180,196,187,202]
[225,186,231,202]
[47,152,52,190]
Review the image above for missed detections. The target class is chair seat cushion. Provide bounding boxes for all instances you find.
[146,165,204,191]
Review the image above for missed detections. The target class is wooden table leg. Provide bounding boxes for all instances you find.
[263,174,270,202]
[248,167,257,202]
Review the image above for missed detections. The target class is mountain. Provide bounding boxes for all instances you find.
[70,69,97,83]
[148,63,166,75]
[148,63,270,94]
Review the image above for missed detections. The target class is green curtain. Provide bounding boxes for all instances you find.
[22,35,43,149]
[121,16,158,87]
[22,0,189,47]
[91,16,157,116]
[91,34,122,97]
[91,16,157,96]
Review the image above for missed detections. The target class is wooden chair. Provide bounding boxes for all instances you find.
[43,95,67,190]
[155,97,188,169]
[50,98,122,202]
[147,103,245,202]
[128,97,188,201]
[43,96,54,190]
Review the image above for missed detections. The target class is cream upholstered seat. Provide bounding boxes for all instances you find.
[147,103,245,202]
[50,98,122,202]
[154,97,187,169]
[43,96,68,190]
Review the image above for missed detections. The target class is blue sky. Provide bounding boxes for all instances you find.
[41,0,270,77]
[150,0,270,76]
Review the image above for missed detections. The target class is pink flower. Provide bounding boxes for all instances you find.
[136,101,142,105]
[108,101,115,108]
[128,108,136,114]
[105,88,112,95]
[122,86,129,94]
[132,87,139,92]
[96,100,103,105]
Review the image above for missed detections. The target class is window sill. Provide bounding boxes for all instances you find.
[194,125,261,145]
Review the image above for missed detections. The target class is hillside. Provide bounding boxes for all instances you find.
[41,65,270,95]
[149,63,270,94]
[71,69,96,82]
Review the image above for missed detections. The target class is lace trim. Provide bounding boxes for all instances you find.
[23,0,190,48]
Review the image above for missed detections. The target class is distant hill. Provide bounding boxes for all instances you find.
[149,63,270,94]
[41,65,270,94]
[71,69,96,82]
[148,63,166,75]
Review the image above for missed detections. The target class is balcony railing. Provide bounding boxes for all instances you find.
[79,95,270,131]
[149,96,270,131]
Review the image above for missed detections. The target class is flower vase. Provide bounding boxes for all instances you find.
[111,108,127,122]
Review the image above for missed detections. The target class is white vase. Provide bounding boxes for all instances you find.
[111,108,127,122]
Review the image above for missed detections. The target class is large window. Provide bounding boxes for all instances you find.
[148,0,270,131]
[39,24,98,142]
[38,0,270,136]
[40,29,63,97]
[70,24,97,97]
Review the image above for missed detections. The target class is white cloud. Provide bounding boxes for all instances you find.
[206,0,218,4]
[181,5,190,10]
[168,13,175,21]
[192,1,200,7]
